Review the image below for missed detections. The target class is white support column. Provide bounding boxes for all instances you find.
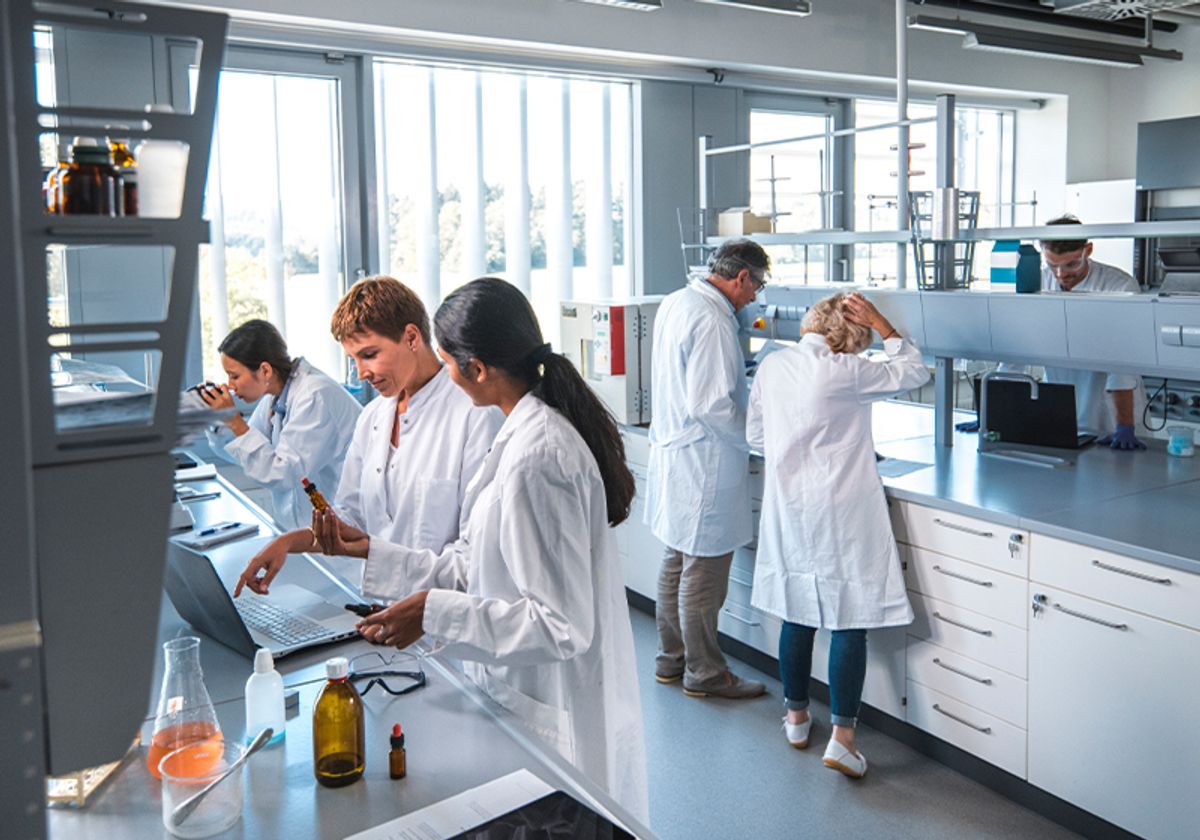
[504,76,531,297]
[207,122,228,352]
[896,0,909,289]
[265,78,286,333]
[586,85,613,300]
[547,79,574,305]
[463,72,487,280]
[375,67,391,277]
[622,86,635,298]
[416,68,440,306]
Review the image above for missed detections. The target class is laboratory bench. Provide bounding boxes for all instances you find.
[46,473,651,840]
[617,401,1199,840]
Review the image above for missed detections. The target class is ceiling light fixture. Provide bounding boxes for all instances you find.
[695,0,813,17]
[570,0,663,10]
[908,14,1180,67]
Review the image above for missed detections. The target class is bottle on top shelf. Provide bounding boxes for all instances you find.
[58,136,121,216]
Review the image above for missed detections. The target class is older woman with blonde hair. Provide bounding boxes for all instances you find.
[746,292,930,779]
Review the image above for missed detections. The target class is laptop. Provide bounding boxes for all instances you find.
[164,540,362,658]
[983,379,1098,450]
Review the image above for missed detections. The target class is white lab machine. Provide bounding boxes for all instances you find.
[560,297,663,425]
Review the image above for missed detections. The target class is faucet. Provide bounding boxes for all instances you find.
[979,370,1039,449]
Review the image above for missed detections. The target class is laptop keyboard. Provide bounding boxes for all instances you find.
[235,595,330,647]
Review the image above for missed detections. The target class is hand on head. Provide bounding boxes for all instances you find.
[841,293,883,330]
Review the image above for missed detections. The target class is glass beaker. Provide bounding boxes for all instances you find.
[147,636,223,779]
[160,740,244,838]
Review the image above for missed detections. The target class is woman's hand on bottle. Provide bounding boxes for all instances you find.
[357,591,429,649]
[234,536,290,597]
[311,508,369,558]
[195,382,236,411]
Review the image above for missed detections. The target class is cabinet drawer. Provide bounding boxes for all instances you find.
[1030,534,1200,631]
[718,577,781,658]
[909,593,1027,678]
[906,680,1026,778]
[903,545,1028,628]
[906,637,1027,728]
[892,500,1027,576]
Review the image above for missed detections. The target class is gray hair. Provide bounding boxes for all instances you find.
[707,239,770,284]
[801,293,872,354]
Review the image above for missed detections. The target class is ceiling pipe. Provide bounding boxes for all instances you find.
[912,0,1178,37]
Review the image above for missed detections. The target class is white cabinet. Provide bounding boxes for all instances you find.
[615,464,662,600]
[890,500,1028,576]
[1028,584,1200,840]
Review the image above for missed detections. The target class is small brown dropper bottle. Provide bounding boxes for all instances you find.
[389,723,407,779]
[302,477,330,512]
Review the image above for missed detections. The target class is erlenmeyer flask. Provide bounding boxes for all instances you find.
[147,636,223,779]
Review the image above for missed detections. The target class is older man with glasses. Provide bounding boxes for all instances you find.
[645,238,771,700]
[1039,214,1146,450]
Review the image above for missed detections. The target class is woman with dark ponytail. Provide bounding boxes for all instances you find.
[299,278,648,822]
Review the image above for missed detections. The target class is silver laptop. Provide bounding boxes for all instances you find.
[164,540,362,658]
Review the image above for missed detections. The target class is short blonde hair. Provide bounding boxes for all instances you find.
[801,293,872,354]
[330,275,430,343]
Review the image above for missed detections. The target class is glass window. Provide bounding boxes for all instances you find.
[853,99,1015,287]
[375,61,633,343]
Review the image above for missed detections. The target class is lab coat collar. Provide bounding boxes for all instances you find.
[800,332,829,351]
[406,364,450,413]
[493,390,543,447]
[273,357,305,418]
[688,277,736,316]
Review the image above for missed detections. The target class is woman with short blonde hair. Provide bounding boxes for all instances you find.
[747,292,930,779]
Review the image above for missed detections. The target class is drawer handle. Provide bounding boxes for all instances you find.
[932,611,993,637]
[1091,559,1172,586]
[933,657,993,685]
[932,703,992,734]
[1051,602,1128,631]
[933,518,994,539]
[721,607,761,628]
[932,565,994,588]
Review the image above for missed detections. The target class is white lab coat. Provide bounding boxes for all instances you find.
[1039,260,1144,433]
[747,334,930,630]
[334,367,502,551]
[645,278,751,556]
[214,358,361,530]
[361,394,648,822]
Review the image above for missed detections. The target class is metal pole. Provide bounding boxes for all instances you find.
[935,356,955,448]
[896,0,909,289]
[935,93,957,289]
[697,134,709,213]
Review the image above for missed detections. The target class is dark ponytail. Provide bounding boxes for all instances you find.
[434,278,635,526]
[218,319,295,383]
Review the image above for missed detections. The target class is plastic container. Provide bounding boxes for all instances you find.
[312,657,364,787]
[159,739,244,838]
[1167,425,1195,458]
[148,636,223,779]
[244,648,285,744]
[136,105,188,218]
[990,240,1019,291]
[1016,243,1041,293]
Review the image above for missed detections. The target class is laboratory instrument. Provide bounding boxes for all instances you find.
[313,657,365,787]
[158,739,245,838]
[168,727,271,831]
[244,649,285,744]
[147,637,222,779]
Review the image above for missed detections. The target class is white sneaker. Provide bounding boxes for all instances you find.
[782,715,811,749]
[822,738,867,778]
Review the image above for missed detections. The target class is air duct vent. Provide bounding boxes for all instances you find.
[1049,0,1199,21]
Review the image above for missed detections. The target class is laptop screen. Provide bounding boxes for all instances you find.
[163,541,258,658]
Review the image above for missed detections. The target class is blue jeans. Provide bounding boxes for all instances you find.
[779,623,867,728]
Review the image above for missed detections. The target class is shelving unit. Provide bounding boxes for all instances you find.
[2,1,228,823]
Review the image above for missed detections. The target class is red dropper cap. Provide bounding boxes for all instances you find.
[390,723,404,747]
[302,477,314,489]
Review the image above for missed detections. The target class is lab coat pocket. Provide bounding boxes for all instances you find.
[479,668,576,763]
[416,478,459,548]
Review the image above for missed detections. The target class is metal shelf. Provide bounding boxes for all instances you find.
[38,216,211,243]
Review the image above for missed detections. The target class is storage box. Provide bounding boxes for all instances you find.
[717,208,772,236]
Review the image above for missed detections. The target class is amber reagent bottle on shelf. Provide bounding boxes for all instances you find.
[312,657,364,787]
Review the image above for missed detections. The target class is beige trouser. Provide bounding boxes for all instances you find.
[655,546,734,687]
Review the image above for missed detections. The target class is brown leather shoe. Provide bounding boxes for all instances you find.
[655,670,683,684]
[682,671,766,699]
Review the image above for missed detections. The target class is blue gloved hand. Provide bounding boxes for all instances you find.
[955,419,980,433]
[1098,424,1147,451]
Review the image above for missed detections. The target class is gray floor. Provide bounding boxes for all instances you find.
[630,607,1080,840]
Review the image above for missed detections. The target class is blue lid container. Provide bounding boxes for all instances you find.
[1016,244,1041,293]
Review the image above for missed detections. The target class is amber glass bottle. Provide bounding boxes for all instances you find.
[43,160,68,214]
[109,139,138,216]
[312,657,364,787]
[60,137,119,216]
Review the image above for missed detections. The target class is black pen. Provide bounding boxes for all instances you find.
[197,521,241,537]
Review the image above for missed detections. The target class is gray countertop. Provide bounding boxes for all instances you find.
[622,402,1200,574]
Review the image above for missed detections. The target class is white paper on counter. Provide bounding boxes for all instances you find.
[344,768,554,840]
